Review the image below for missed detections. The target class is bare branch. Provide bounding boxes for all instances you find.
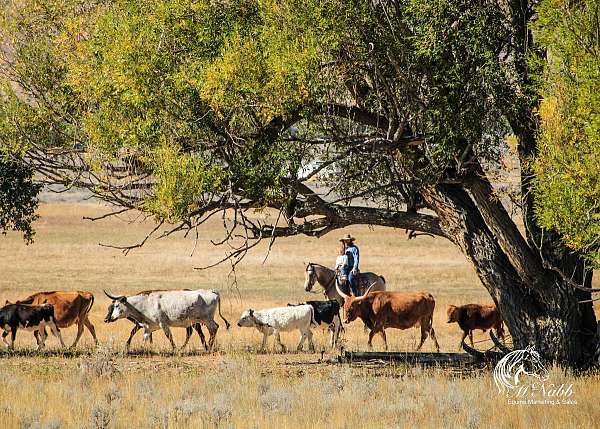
[99,220,164,255]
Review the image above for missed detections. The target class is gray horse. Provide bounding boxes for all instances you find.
[303,262,386,304]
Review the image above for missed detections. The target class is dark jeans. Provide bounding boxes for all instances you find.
[345,269,359,295]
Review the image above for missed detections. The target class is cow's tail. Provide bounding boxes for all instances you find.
[212,290,231,330]
[309,305,318,327]
[380,275,386,284]
[82,294,95,320]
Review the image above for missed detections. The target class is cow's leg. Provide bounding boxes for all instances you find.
[274,331,286,352]
[379,329,388,351]
[49,322,66,348]
[125,325,141,351]
[328,325,335,348]
[9,327,16,349]
[70,321,85,349]
[496,325,505,342]
[296,331,306,351]
[160,323,176,350]
[260,332,269,351]
[205,320,219,352]
[468,331,474,347]
[1,331,9,348]
[143,328,152,344]
[416,323,429,351]
[38,327,49,349]
[367,329,377,349]
[458,331,468,351]
[429,326,440,352]
[180,326,193,350]
[193,324,208,351]
[306,329,315,353]
[83,316,99,346]
[331,316,341,348]
[34,330,43,350]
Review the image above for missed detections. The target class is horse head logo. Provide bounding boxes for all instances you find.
[493,346,549,394]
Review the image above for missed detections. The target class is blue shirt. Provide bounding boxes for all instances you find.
[345,244,360,271]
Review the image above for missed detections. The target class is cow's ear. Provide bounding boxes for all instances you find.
[118,296,127,303]
[249,309,254,316]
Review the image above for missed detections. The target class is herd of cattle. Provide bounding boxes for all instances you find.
[0,285,505,353]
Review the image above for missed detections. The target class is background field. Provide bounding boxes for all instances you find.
[0,201,598,428]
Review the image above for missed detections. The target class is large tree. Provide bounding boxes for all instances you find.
[0,0,598,366]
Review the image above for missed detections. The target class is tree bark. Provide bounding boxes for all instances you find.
[421,184,597,367]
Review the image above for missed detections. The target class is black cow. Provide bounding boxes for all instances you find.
[288,300,342,347]
[0,303,65,350]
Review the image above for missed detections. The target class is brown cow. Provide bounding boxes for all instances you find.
[337,284,440,352]
[15,291,97,348]
[447,303,504,349]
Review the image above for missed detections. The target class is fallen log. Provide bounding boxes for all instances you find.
[340,351,476,365]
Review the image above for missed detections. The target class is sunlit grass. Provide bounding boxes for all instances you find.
[0,202,598,428]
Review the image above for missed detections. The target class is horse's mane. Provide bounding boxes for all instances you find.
[308,262,329,269]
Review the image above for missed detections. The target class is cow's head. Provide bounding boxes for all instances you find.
[237,309,258,328]
[447,305,458,323]
[304,263,316,292]
[103,291,128,323]
[336,282,376,323]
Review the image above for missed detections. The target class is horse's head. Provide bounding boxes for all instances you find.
[304,263,316,292]
[521,346,549,382]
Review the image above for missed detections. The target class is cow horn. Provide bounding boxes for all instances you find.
[352,282,378,302]
[490,331,512,354]
[104,290,124,301]
[335,282,350,300]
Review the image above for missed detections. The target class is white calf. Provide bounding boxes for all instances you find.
[237,305,316,352]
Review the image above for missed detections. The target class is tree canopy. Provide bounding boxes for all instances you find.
[533,0,600,267]
[1,0,528,244]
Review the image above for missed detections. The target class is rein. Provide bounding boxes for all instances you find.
[308,263,339,296]
[323,274,336,295]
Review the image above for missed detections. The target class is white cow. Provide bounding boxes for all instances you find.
[104,289,230,351]
[237,305,316,352]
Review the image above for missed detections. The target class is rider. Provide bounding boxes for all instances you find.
[334,241,349,291]
[340,234,360,295]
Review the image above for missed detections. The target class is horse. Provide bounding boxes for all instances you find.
[303,262,386,305]
[493,346,549,394]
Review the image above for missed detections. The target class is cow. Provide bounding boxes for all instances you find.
[336,284,440,352]
[237,305,316,353]
[13,291,97,348]
[103,289,230,351]
[287,300,342,348]
[447,303,505,349]
[119,289,207,351]
[0,303,65,350]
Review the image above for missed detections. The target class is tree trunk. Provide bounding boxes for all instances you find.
[421,184,598,368]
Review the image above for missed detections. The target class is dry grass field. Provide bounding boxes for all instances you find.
[0,201,598,428]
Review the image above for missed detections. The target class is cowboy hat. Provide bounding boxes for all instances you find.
[339,234,356,242]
